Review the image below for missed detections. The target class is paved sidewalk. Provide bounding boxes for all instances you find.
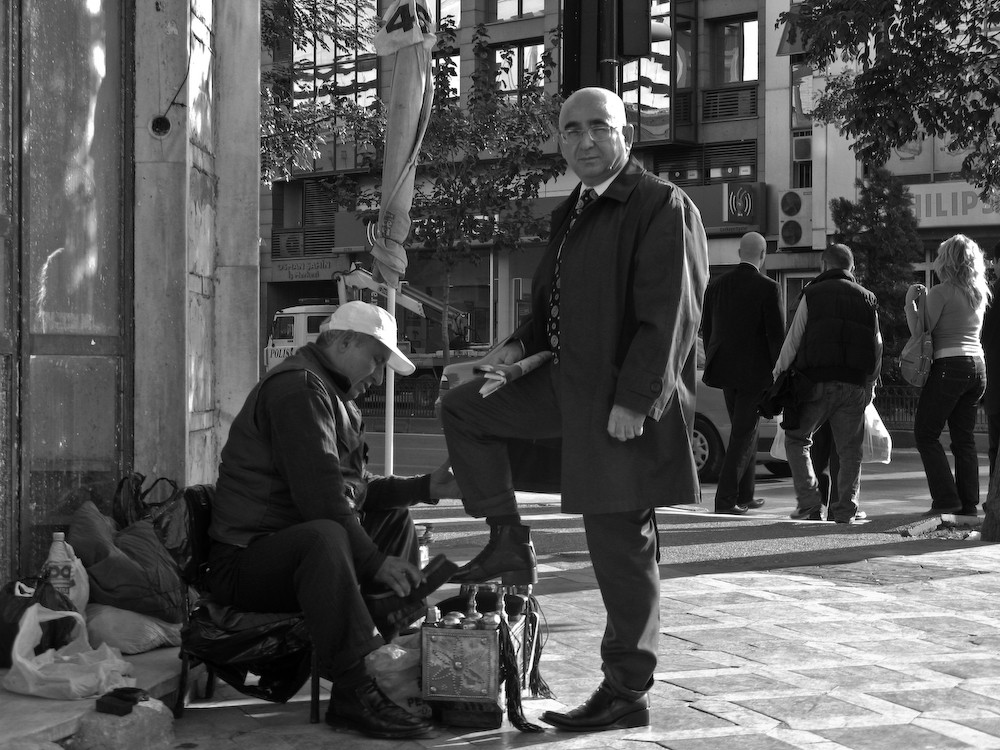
[164,530,1000,750]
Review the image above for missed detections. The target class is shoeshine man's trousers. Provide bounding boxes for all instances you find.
[207,508,418,683]
[440,363,659,699]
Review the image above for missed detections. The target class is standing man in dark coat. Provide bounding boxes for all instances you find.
[440,87,709,732]
[702,231,785,514]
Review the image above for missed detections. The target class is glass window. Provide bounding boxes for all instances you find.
[307,315,328,334]
[493,41,544,101]
[436,0,461,27]
[434,53,460,101]
[621,2,673,143]
[26,4,123,335]
[273,316,295,341]
[713,18,758,85]
[493,0,544,22]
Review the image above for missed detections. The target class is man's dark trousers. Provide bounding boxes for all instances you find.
[441,364,659,697]
[716,386,761,510]
[207,508,417,682]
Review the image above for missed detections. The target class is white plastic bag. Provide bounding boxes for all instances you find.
[862,403,892,463]
[2,603,134,700]
[364,631,428,717]
[86,603,182,654]
[769,423,787,462]
[65,542,90,615]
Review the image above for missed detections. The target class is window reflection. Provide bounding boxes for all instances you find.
[26,2,122,335]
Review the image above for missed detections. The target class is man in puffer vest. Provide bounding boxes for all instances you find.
[771,244,882,523]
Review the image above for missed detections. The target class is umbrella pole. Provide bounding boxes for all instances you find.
[384,287,396,474]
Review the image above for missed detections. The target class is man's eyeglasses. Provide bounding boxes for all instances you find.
[558,125,618,144]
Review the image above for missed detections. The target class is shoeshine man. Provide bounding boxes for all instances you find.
[440,87,709,732]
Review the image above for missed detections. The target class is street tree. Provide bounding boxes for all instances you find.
[325,21,566,362]
[779,0,1000,207]
[260,0,376,183]
[829,167,924,383]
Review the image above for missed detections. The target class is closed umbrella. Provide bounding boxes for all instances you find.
[372,0,435,471]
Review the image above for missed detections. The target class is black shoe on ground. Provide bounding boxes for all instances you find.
[743,498,766,509]
[790,505,822,520]
[449,524,537,585]
[327,677,433,739]
[715,504,749,515]
[540,682,650,732]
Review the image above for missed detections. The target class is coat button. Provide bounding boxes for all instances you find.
[650,381,662,394]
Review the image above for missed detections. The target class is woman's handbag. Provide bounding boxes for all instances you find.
[901,290,933,387]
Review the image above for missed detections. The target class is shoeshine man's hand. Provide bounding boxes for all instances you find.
[608,404,646,442]
[429,460,461,499]
[375,556,423,597]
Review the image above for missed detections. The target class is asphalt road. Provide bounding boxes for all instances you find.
[368,431,988,575]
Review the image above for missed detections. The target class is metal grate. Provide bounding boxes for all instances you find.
[702,85,758,121]
[675,91,693,125]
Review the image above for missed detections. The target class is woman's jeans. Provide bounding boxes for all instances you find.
[914,356,986,513]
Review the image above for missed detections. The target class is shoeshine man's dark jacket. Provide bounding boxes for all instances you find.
[210,343,431,581]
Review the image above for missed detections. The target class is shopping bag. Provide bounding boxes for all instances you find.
[0,577,76,669]
[769,423,787,462]
[366,631,429,717]
[2,603,134,700]
[862,403,892,463]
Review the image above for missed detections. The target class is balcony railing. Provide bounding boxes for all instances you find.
[874,385,987,432]
[358,378,440,420]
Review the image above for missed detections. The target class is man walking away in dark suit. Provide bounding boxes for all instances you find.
[702,231,785,514]
[440,86,709,732]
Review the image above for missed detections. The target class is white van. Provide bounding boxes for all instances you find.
[263,303,337,370]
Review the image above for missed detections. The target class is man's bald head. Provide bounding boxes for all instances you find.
[738,231,767,268]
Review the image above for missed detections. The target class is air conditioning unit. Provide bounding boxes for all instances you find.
[777,189,812,250]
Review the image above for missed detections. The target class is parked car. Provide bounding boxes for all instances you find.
[435,338,789,486]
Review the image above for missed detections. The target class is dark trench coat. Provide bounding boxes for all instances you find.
[514,158,710,513]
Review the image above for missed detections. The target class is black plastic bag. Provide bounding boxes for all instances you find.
[0,576,76,668]
[181,599,312,703]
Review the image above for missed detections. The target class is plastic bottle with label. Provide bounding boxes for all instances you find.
[417,524,433,569]
[44,531,75,598]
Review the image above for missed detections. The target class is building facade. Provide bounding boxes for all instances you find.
[262,0,998,358]
[1,3,261,578]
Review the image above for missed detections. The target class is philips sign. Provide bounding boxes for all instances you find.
[908,182,996,228]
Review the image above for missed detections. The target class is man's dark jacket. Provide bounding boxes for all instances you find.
[210,344,430,581]
[794,268,879,385]
[702,262,785,393]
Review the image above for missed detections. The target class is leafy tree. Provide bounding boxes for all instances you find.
[324,20,566,361]
[829,168,924,384]
[260,0,376,183]
[779,0,1000,207]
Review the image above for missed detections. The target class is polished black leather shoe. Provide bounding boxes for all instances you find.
[714,504,749,515]
[327,677,433,739]
[540,682,650,732]
[743,497,766,509]
[365,554,458,639]
[450,524,537,585]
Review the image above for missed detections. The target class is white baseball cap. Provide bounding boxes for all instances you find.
[321,301,416,375]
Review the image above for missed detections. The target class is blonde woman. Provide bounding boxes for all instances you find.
[905,234,990,516]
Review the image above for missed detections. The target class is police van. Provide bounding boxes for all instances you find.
[263,302,338,370]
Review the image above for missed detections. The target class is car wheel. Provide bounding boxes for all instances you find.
[692,414,725,483]
[764,460,792,478]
